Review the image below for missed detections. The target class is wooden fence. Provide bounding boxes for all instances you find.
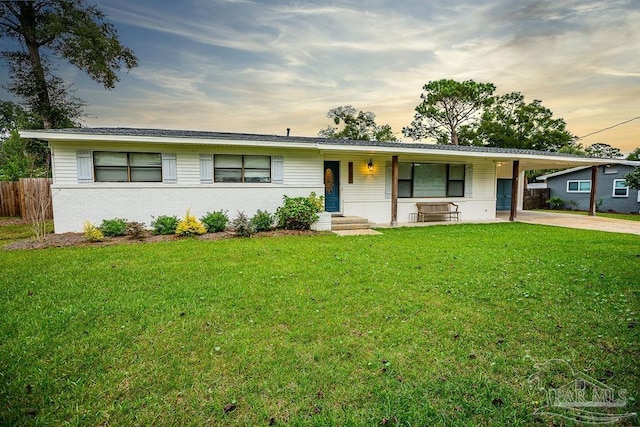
[523,188,550,210]
[0,178,53,220]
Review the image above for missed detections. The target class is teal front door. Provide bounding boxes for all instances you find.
[496,179,512,211]
[324,161,340,212]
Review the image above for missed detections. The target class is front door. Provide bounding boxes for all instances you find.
[496,179,512,211]
[324,161,340,212]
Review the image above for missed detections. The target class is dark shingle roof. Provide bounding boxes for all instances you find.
[41,127,592,159]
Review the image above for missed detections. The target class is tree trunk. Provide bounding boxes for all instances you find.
[451,129,459,145]
[17,2,53,129]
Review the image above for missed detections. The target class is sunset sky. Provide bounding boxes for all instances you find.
[1,0,639,152]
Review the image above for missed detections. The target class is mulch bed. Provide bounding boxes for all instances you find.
[4,229,323,251]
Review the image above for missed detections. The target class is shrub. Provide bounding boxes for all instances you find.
[83,221,104,242]
[200,210,229,233]
[231,211,255,237]
[99,218,128,237]
[126,221,146,240]
[175,209,206,236]
[566,200,579,211]
[307,191,324,212]
[151,215,179,235]
[276,193,324,230]
[251,210,274,232]
[547,197,564,210]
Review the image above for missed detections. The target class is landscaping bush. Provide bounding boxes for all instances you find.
[566,200,579,211]
[151,215,179,235]
[231,211,255,237]
[251,210,274,232]
[83,221,104,242]
[547,196,564,210]
[99,218,127,237]
[126,221,146,240]
[200,210,228,233]
[175,209,206,236]
[276,192,324,230]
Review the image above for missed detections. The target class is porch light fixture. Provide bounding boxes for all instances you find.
[367,159,374,172]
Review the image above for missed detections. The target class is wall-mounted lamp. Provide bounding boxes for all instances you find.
[367,159,374,172]
[496,162,504,167]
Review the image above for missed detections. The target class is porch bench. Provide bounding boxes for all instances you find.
[412,202,460,222]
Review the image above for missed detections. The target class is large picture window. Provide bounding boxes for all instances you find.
[398,163,465,198]
[567,180,591,193]
[214,155,271,183]
[94,152,162,182]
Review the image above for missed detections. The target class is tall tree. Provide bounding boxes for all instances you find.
[403,79,496,145]
[318,105,397,141]
[470,92,575,151]
[0,0,138,129]
[585,143,623,159]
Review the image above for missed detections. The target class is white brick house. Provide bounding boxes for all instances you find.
[20,128,610,233]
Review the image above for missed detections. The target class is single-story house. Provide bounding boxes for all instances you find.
[20,128,612,233]
[536,161,640,213]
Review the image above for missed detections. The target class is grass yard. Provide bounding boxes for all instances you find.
[1,223,639,425]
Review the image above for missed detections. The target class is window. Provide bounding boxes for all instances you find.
[94,152,162,182]
[613,179,629,197]
[398,163,465,198]
[214,155,271,183]
[567,180,591,193]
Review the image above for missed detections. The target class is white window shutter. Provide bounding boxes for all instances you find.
[464,164,473,198]
[76,150,93,183]
[162,153,177,183]
[385,162,391,199]
[272,156,284,184]
[200,154,213,183]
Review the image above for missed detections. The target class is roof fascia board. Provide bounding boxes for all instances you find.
[20,131,320,150]
[20,130,613,166]
[317,143,612,164]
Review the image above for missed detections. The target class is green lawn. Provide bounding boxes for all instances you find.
[1,223,639,425]
[533,209,640,221]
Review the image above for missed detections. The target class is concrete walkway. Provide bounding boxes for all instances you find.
[338,211,640,236]
[512,210,640,236]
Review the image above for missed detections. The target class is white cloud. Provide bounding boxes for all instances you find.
[35,0,640,150]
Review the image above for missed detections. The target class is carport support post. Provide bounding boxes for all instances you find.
[509,160,520,221]
[588,165,598,216]
[391,155,398,226]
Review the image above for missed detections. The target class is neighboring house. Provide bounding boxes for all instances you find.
[536,161,640,213]
[20,128,611,233]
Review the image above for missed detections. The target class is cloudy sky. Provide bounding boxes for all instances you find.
[1,0,639,151]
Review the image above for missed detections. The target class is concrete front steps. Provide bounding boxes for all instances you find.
[331,216,372,231]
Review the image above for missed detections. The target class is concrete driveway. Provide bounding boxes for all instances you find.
[512,210,640,236]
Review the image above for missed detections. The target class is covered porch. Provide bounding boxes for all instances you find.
[386,155,609,226]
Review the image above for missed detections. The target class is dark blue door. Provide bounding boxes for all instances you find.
[496,179,512,211]
[324,161,340,212]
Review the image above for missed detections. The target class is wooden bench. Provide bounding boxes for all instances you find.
[412,202,460,222]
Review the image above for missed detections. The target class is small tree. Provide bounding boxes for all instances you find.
[318,105,397,141]
[25,179,52,240]
[585,143,623,159]
[626,147,640,161]
[625,167,640,190]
